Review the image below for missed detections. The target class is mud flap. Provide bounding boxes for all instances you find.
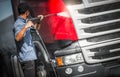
[11,55,24,77]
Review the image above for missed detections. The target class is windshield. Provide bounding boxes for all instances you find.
[19,0,77,51]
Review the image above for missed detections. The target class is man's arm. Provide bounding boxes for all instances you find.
[15,21,33,41]
[33,15,44,30]
[34,23,40,30]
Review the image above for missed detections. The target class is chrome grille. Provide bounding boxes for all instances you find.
[82,40,120,63]
[67,0,120,63]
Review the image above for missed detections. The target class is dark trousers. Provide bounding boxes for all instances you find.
[21,60,36,77]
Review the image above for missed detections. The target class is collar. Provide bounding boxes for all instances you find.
[18,16,27,23]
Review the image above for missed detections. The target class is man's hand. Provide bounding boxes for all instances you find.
[25,20,34,28]
[37,15,44,21]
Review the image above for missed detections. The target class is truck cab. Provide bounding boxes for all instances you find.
[1,0,120,77]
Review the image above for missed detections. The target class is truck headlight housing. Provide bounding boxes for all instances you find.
[56,53,84,66]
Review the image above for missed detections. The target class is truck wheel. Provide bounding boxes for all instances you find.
[37,65,46,77]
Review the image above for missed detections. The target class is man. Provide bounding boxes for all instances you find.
[13,3,43,77]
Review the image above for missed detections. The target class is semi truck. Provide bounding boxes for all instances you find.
[1,0,120,77]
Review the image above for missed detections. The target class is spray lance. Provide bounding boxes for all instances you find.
[28,13,57,21]
[28,11,69,21]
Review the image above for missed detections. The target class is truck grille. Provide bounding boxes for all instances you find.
[67,0,120,64]
[82,40,120,63]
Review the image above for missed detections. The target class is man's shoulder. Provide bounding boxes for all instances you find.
[14,18,25,27]
[15,18,23,23]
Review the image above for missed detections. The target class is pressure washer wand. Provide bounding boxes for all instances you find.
[28,13,57,21]
[44,13,57,17]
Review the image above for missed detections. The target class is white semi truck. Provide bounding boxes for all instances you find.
[0,0,120,77]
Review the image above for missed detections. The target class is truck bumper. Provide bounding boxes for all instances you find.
[55,63,120,77]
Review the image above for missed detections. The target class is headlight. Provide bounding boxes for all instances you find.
[56,53,84,66]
